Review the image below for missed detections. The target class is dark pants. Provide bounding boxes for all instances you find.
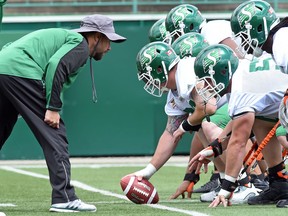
[0,74,78,204]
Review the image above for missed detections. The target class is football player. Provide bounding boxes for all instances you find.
[189,44,288,208]
[133,37,216,186]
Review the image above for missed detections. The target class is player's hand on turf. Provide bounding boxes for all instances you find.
[169,180,194,199]
[44,110,60,128]
[209,195,232,208]
[188,146,214,173]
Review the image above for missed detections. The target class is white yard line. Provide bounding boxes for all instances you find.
[0,166,210,216]
[0,204,16,207]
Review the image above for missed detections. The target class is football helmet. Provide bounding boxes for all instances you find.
[171,32,209,59]
[165,4,206,42]
[136,42,180,97]
[230,0,279,57]
[0,0,7,5]
[148,18,171,44]
[194,44,239,104]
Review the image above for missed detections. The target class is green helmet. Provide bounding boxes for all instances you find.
[136,42,180,97]
[171,32,209,59]
[194,44,239,103]
[230,0,279,57]
[165,4,206,42]
[148,18,171,44]
[0,0,7,6]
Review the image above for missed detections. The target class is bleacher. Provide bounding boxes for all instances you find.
[3,0,288,16]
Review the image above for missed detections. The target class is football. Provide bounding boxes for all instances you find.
[120,175,159,204]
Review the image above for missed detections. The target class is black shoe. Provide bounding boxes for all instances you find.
[193,178,220,193]
[277,199,288,208]
[248,180,288,205]
[250,174,269,191]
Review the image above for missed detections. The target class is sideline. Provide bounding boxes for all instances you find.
[0,156,194,168]
[0,156,189,166]
[0,165,210,216]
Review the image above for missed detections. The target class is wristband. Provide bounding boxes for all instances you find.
[221,179,237,192]
[181,120,201,132]
[218,188,233,199]
[134,163,156,180]
[183,171,200,183]
[238,172,249,186]
[208,138,223,157]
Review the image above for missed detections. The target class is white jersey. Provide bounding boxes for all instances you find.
[272,27,288,74]
[201,20,232,45]
[228,52,288,119]
[200,20,255,61]
[165,57,196,116]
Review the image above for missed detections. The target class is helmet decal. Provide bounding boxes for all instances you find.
[179,36,198,57]
[202,48,221,74]
[180,37,193,56]
[172,7,190,28]
[141,47,157,69]
[158,22,167,39]
[172,32,209,58]
[237,2,256,28]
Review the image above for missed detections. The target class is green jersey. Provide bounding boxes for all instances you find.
[0,28,90,111]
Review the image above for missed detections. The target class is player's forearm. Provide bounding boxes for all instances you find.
[150,130,178,170]
[216,120,233,150]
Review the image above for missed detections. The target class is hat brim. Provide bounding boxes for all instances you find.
[73,27,126,43]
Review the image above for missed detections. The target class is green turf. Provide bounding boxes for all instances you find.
[0,163,286,216]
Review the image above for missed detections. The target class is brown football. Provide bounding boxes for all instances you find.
[120,175,159,204]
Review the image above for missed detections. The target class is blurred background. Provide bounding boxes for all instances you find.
[0,0,287,160]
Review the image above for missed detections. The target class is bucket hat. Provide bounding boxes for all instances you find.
[74,14,126,43]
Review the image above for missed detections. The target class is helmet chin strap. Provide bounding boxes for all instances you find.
[204,101,210,122]
[89,36,101,103]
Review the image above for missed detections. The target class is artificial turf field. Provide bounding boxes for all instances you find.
[0,157,286,216]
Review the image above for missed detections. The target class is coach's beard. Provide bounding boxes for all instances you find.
[91,36,102,61]
[93,52,103,61]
